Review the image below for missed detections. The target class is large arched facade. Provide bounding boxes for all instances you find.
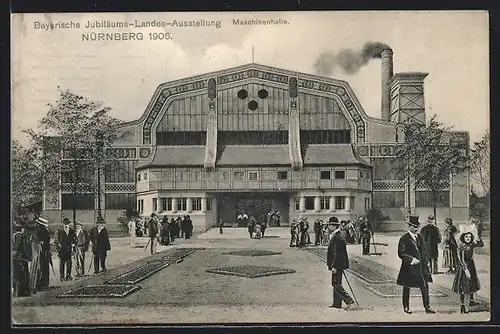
[42,64,470,232]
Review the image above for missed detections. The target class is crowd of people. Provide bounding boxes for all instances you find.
[12,216,111,298]
[127,213,194,254]
[289,216,370,249]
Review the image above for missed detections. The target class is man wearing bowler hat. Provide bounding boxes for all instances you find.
[89,218,111,274]
[55,218,77,281]
[397,216,435,314]
[326,216,355,309]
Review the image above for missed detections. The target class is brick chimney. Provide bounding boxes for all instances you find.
[381,49,394,121]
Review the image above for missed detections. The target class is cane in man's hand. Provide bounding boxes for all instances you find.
[143,238,151,252]
[342,270,360,307]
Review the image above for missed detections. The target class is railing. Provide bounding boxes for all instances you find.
[140,178,371,192]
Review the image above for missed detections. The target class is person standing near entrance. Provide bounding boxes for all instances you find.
[89,219,111,273]
[55,218,76,282]
[184,215,194,239]
[326,217,354,309]
[314,219,323,245]
[147,214,159,254]
[359,217,372,255]
[397,216,435,314]
[127,216,136,248]
[420,215,442,274]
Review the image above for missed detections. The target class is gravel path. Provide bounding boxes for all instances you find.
[12,229,490,325]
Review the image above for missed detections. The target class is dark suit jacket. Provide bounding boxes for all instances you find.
[89,227,111,253]
[420,224,442,259]
[326,231,349,270]
[397,232,432,287]
[55,228,76,259]
[148,219,159,238]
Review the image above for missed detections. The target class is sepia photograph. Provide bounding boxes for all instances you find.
[11,11,490,325]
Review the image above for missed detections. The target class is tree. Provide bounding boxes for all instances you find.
[393,115,470,222]
[25,88,125,229]
[470,130,490,197]
[11,140,44,218]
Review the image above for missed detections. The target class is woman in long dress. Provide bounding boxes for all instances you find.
[451,231,483,313]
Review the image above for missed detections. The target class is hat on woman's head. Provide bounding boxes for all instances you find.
[329,216,339,223]
[62,218,71,225]
[457,223,478,242]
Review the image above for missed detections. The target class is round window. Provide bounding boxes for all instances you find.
[258,89,269,99]
[237,89,248,99]
[248,100,259,111]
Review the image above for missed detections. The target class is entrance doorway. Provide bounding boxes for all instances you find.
[217,192,289,226]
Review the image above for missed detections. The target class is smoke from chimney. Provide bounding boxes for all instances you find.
[314,41,392,76]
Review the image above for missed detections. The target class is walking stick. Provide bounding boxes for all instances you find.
[372,234,378,254]
[143,238,151,252]
[87,256,93,274]
[342,270,360,307]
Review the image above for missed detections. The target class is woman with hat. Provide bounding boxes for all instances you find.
[396,216,435,314]
[451,226,484,313]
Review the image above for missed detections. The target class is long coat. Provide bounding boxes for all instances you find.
[420,224,442,259]
[55,228,76,260]
[327,231,349,270]
[89,227,111,253]
[397,232,433,288]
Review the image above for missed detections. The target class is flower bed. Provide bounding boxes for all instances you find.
[57,284,141,298]
[105,262,170,285]
[206,265,296,278]
[222,250,282,257]
[364,283,447,298]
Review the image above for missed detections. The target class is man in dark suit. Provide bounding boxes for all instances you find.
[314,219,323,245]
[326,216,355,309]
[359,217,373,255]
[89,219,111,274]
[420,215,442,274]
[147,213,159,254]
[397,216,435,314]
[55,218,76,281]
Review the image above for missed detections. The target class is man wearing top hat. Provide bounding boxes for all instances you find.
[34,217,52,290]
[89,218,111,273]
[74,221,90,277]
[397,216,435,314]
[326,216,355,309]
[55,218,77,281]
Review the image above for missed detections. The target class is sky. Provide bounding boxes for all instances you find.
[11,11,489,147]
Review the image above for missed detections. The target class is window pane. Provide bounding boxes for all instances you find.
[320,171,331,180]
[335,196,345,210]
[335,171,345,179]
[305,197,315,210]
